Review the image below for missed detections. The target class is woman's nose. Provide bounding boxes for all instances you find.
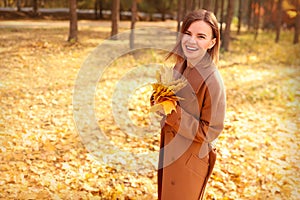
[188,35,196,43]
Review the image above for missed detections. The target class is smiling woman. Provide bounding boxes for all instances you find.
[181,20,216,66]
[155,9,225,200]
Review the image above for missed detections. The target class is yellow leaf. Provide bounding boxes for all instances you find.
[150,100,177,115]
[161,100,177,115]
[149,103,163,113]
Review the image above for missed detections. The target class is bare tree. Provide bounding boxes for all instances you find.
[3,0,8,7]
[177,0,184,33]
[94,0,103,19]
[130,0,138,49]
[111,0,120,39]
[68,0,78,42]
[17,0,21,11]
[247,0,253,31]
[32,0,38,16]
[293,0,300,44]
[197,0,203,9]
[222,0,236,51]
[237,0,243,34]
[220,0,225,40]
[253,0,261,40]
[185,0,194,15]
[275,0,283,43]
[262,0,275,30]
[152,0,175,21]
[194,0,201,9]
[214,0,219,18]
[202,0,211,11]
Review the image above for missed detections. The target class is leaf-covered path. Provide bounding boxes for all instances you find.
[0,21,299,199]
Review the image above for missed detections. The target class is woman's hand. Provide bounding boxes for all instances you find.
[165,104,181,126]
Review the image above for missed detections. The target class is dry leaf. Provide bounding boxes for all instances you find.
[160,100,177,115]
[150,65,186,115]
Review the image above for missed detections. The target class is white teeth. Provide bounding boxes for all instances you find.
[186,46,198,51]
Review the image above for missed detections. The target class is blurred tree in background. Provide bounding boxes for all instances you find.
[0,0,299,46]
[68,0,78,42]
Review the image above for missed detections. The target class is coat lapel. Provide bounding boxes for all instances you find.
[173,53,217,93]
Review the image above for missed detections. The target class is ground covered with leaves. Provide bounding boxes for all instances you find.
[0,20,299,199]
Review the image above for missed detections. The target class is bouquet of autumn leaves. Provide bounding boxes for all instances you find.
[150,65,187,115]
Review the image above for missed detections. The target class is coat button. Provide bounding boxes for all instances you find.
[171,180,175,185]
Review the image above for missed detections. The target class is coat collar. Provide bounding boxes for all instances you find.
[174,53,217,93]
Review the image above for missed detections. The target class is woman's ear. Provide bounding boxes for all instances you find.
[209,38,216,49]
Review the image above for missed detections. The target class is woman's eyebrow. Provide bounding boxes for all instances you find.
[197,33,207,37]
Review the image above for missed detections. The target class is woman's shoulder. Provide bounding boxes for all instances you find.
[205,68,226,96]
[192,62,225,92]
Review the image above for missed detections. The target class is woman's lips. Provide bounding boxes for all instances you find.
[186,45,198,51]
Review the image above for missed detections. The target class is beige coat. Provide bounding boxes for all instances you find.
[158,54,226,200]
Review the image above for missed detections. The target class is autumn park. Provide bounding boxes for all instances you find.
[0,0,299,199]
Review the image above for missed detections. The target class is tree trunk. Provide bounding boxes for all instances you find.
[111,0,120,40]
[94,0,103,19]
[32,0,38,16]
[220,0,225,40]
[202,0,211,11]
[247,0,253,31]
[94,0,99,19]
[192,0,196,10]
[185,0,193,15]
[130,0,137,49]
[275,0,282,43]
[194,0,200,9]
[198,0,202,9]
[214,0,219,18]
[25,0,30,7]
[293,0,300,44]
[17,0,21,11]
[177,0,184,33]
[254,0,261,40]
[161,11,166,21]
[222,0,235,51]
[237,0,243,34]
[68,0,78,42]
[99,0,103,19]
[262,0,274,30]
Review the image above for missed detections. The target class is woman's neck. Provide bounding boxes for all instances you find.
[187,61,195,68]
[186,54,206,68]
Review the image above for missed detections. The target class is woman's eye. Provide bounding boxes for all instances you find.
[184,32,191,36]
[197,35,205,39]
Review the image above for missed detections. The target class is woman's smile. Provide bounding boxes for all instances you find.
[185,45,199,51]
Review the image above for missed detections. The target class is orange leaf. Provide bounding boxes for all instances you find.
[161,100,177,115]
[150,100,177,115]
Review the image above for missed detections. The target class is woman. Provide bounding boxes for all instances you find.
[157,10,226,200]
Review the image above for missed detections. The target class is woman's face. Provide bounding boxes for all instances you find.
[181,20,216,66]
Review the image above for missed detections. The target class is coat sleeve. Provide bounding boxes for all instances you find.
[165,71,226,143]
